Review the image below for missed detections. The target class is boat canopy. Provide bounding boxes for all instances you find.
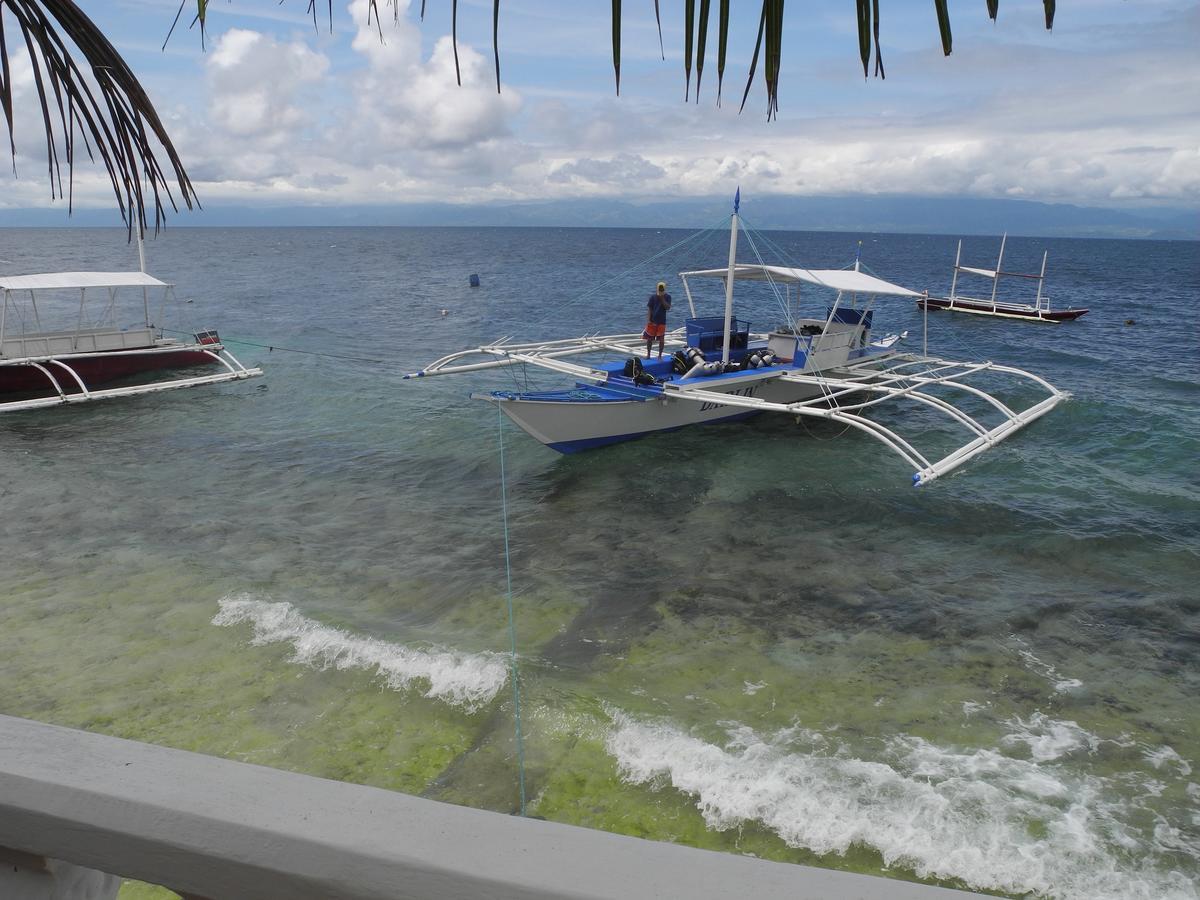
[0,272,169,291]
[681,264,920,297]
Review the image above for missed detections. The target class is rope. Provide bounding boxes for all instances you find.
[739,222,795,329]
[157,328,383,364]
[572,214,731,306]
[497,403,528,817]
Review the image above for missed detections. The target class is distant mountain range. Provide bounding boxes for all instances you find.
[1,194,1194,240]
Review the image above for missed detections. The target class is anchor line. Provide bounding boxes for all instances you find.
[497,403,528,817]
[156,328,384,364]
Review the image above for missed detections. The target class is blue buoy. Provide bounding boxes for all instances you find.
[469,274,481,287]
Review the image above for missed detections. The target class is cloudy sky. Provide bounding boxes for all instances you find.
[2,0,1198,216]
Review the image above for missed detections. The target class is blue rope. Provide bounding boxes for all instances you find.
[497,403,527,816]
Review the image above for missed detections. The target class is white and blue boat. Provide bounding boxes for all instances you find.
[407,200,1066,486]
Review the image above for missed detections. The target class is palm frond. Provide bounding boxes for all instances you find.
[1,0,196,237]
[738,3,766,114]
[764,0,783,120]
[683,0,694,101]
[695,0,709,102]
[451,0,461,85]
[1044,1,1055,30]
[934,0,952,56]
[611,0,620,95]
[653,0,664,60]
[872,0,884,77]
[857,0,870,77]
[493,0,500,94]
[715,0,728,104]
[987,0,998,21]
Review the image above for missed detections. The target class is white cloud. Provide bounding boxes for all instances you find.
[208,29,329,144]
[2,1,1196,213]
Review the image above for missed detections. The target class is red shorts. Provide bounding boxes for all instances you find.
[643,323,666,339]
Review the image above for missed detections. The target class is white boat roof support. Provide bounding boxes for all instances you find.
[680,264,922,298]
[0,272,169,291]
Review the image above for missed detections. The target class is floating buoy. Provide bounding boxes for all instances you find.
[469,274,481,287]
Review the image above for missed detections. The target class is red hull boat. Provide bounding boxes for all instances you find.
[1,270,262,412]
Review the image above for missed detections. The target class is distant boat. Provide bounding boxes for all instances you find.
[917,235,1088,323]
[1,261,262,413]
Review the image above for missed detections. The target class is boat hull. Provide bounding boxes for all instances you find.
[493,372,828,453]
[917,296,1088,322]
[0,348,217,395]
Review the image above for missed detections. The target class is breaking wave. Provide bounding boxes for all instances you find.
[604,710,1198,900]
[213,594,508,712]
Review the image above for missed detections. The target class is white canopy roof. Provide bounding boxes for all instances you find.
[682,264,921,297]
[0,271,169,291]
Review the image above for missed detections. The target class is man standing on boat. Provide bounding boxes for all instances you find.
[645,281,672,358]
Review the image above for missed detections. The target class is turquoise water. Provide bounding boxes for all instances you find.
[1,225,1197,898]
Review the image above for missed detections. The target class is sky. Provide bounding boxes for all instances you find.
[1,0,1198,220]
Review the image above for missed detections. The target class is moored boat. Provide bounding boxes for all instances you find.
[408,197,1068,486]
[1,268,262,412]
[917,235,1088,322]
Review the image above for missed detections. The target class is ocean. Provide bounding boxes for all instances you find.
[1,224,1197,899]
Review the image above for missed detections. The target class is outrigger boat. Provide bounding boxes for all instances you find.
[917,235,1088,322]
[406,198,1068,486]
[1,252,262,413]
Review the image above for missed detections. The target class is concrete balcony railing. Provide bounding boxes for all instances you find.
[0,714,984,899]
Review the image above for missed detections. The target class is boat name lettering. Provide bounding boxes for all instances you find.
[701,385,757,412]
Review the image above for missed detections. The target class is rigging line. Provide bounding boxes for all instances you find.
[739,217,814,332]
[739,220,843,409]
[737,215,796,269]
[739,225,795,328]
[572,214,731,306]
[156,328,383,364]
[497,402,528,818]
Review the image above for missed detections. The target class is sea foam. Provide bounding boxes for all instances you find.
[1000,712,1101,762]
[213,594,508,712]
[604,710,1198,900]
